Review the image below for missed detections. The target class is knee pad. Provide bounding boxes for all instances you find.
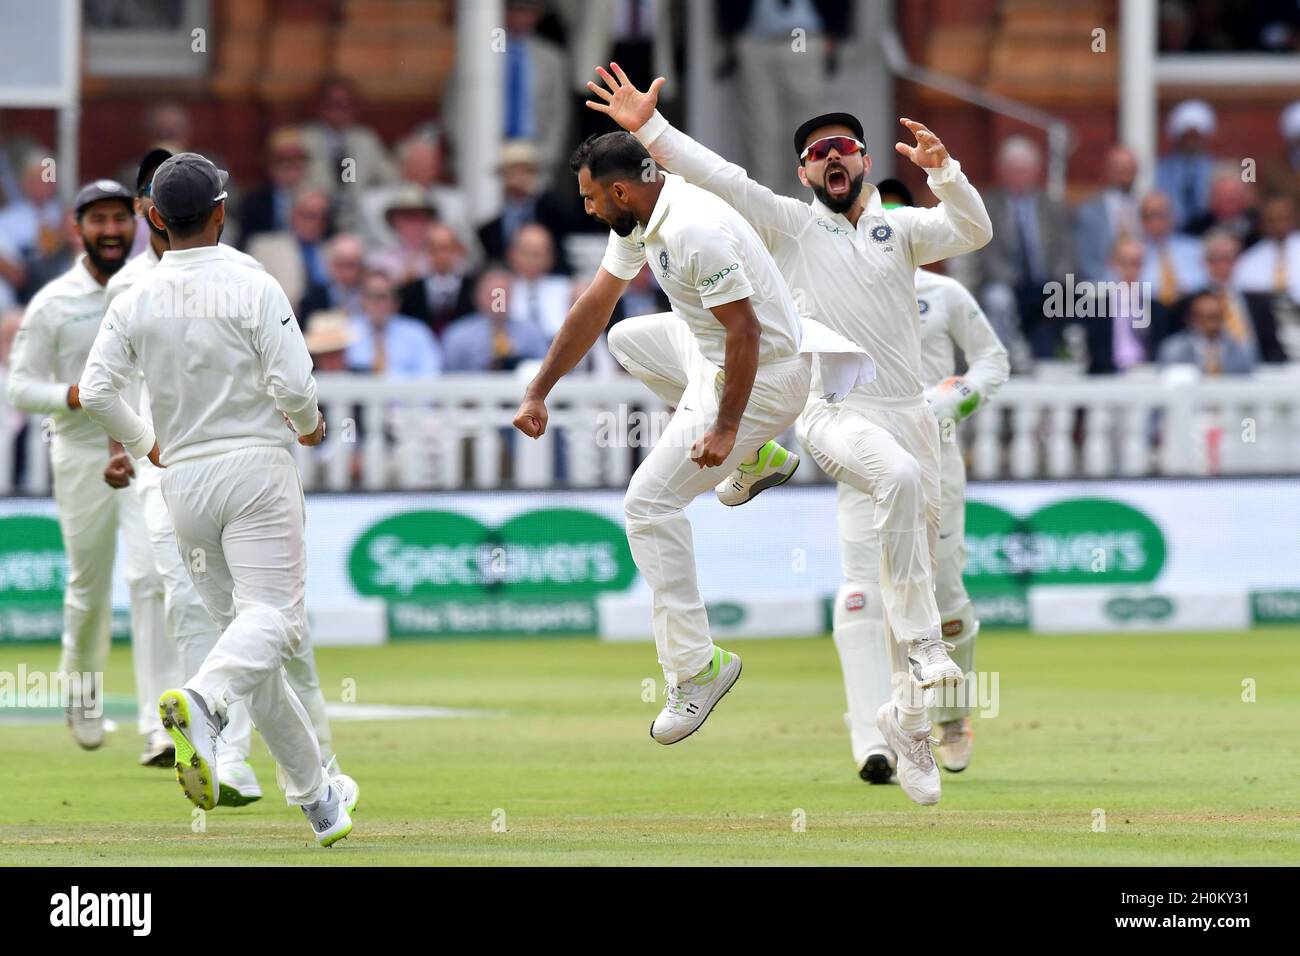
[938,599,977,645]
[832,582,885,640]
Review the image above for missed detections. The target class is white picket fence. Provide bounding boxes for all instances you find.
[2,367,1299,495]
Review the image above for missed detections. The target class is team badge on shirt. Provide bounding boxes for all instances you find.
[869,224,893,243]
[917,298,930,314]
[659,250,670,277]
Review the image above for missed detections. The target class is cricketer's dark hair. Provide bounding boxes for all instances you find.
[159,204,217,240]
[569,131,653,183]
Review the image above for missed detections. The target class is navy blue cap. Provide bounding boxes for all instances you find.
[150,152,229,224]
[74,179,134,217]
[793,112,866,157]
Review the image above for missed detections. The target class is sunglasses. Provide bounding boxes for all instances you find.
[800,135,865,163]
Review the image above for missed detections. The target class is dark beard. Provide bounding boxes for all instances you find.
[811,167,865,214]
[607,209,638,237]
[82,238,128,277]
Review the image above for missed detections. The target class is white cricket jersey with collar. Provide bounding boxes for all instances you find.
[634,111,993,402]
[599,172,802,368]
[77,244,318,466]
[105,241,266,424]
[914,268,1009,397]
[5,256,112,446]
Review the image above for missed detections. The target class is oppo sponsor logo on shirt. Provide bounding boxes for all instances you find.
[700,262,740,289]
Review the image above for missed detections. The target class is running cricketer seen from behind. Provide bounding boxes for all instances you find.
[77,152,353,847]
[102,147,355,813]
[513,132,869,746]
[836,179,1008,786]
[5,179,174,761]
[589,65,992,806]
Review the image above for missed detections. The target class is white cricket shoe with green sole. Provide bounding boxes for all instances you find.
[326,756,359,814]
[715,440,799,507]
[651,647,742,745]
[302,780,352,847]
[217,759,263,807]
[159,687,223,811]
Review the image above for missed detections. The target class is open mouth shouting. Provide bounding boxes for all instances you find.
[825,162,852,199]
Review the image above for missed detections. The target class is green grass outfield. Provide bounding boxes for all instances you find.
[1,629,1298,866]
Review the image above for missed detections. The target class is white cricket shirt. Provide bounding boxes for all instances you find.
[914,268,1009,398]
[6,256,112,446]
[78,244,318,466]
[635,111,993,402]
[599,172,802,368]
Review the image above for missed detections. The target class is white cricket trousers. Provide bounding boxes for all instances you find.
[138,463,334,765]
[832,437,978,761]
[160,445,326,806]
[608,313,811,686]
[796,390,943,645]
[50,435,174,737]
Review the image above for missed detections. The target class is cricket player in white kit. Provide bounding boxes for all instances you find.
[835,179,1009,785]
[78,152,352,847]
[513,131,869,745]
[104,148,349,810]
[589,65,992,803]
[5,180,177,762]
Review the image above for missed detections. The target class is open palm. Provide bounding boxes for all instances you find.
[586,63,664,132]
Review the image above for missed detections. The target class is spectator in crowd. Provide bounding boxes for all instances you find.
[562,0,680,142]
[502,0,570,187]
[1187,166,1258,246]
[0,113,40,207]
[398,222,475,337]
[1264,100,1300,204]
[0,152,63,303]
[717,0,851,197]
[0,306,26,486]
[21,208,78,294]
[239,126,313,246]
[508,223,572,338]
[1201,229,1288,363]
[443,267,550,372]
[476,140,574,272]
[1157,290,1256,375]
[1232,194,1300,302]
[362,133,472,252]
[371,187,439,284]
[619,261,669,318]
[346,268,443,377]
[1139,190,1208,307]
[300,233,368,328]
[1075,144,1140,281]
[1086,235,1178,374]
[950,135,1075,357]
[299,76,398,230]
[304,309,358,373]
[245,186,333,309]
[1155,99,1217,231]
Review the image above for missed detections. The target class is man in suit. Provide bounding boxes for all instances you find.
[1202,229,1287,364]
[443,268,550,372]
[476,140,575,273]
[360,134,472,254]
[238,127,313,247]
[1074,144,1139,282]
[949,135,1075,357]
[1157,291,1256,376]
[299,77,398,232]
[508,223,573,339]
[245,187,333,310]
[299,233,367,329]
[397,222,475,337]
[1138,191,1208,307]
[1187,168,1258,247]
[1086,235,1178,374]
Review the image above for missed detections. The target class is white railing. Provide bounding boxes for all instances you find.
[2,369,1299,495]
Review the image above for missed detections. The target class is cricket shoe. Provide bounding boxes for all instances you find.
[158,688,223,811]
[217,760,263,807]
[326,756,359,814]
[715,439,799,507]
[858,748,897,785]
[139,729,175,767]
[302,780,352,847]
[875,702,941,806]
[906,637,963,690]
[650,647,742,745]
[65,690,104,751]
[936,717,973,772]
